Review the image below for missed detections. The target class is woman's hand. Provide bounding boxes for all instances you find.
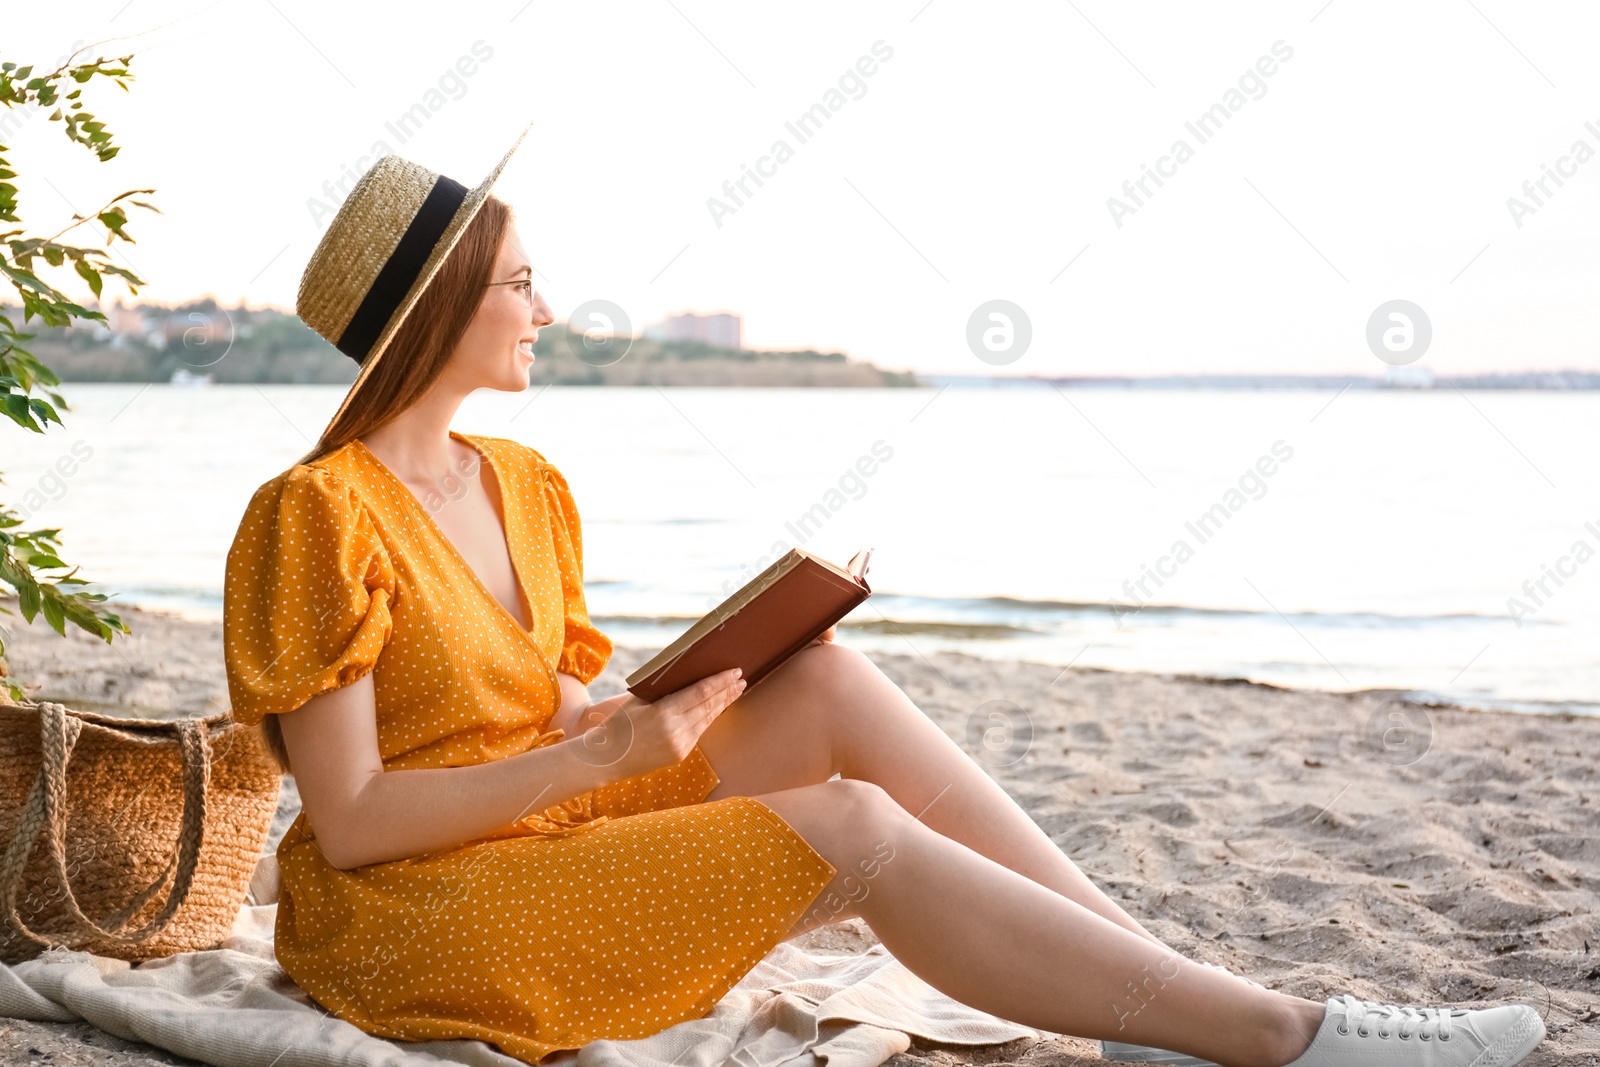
[805,624,837,648]
[566,667,746,781]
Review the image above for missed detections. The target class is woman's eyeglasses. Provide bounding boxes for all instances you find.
[486,277,535,307]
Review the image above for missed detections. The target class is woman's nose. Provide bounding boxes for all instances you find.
[531,291,555,328]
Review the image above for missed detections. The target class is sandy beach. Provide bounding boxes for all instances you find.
[2,604,1596,1065]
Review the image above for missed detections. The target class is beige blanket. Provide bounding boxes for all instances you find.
[0,867,1045,1067]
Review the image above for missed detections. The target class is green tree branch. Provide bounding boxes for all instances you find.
[0,49,155,699]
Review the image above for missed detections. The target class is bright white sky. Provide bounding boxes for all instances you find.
[6,1,1598,375]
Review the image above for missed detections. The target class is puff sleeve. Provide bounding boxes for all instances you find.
[223,465,396,727]
[542,459,614,686]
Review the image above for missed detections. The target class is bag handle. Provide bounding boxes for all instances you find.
[0,702,212,951]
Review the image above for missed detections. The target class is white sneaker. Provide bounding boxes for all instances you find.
[1100,991,1545,1067]
[1100,963,1260,1067]
[1278,995,1545,1067]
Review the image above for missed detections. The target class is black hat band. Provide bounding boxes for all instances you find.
[335,172,469,364]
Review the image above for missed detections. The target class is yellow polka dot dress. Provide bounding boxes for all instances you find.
[223,432,838,1064]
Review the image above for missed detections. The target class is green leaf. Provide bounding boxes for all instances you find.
[27,397,61,427]
[40,593,65,635]
[99,263,142,286]
[16,578,40,621]
[73,257,103,297]
[0,260,57,295]
[2,392,42,431]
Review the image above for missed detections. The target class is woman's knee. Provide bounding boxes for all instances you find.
[828,777,906,834]
[776,641,876,694]
[758,778,910,869]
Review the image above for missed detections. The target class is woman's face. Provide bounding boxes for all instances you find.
[444,224,554,394]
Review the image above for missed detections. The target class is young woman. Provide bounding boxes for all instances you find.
[224,138,1545,1067]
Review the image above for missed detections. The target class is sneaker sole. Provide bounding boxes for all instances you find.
[1470,1007,1546,1067]
[1101,1005,1543,1067]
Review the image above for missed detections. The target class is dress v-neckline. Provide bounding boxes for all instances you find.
[353,432,537,636]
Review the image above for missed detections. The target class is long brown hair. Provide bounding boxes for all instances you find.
[257,193,514,774]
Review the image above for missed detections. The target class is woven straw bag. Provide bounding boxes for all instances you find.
[0,700,281,964]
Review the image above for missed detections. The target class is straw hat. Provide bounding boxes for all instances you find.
[297,119,533,427]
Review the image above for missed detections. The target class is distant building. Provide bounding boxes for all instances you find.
[107,299,149,337]
[60,299,253,349]
[644,310,742,349]
[1384,364,1435,388]
[63,298,158,343]
[161,308,233,347]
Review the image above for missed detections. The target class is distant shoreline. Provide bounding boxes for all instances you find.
[41,373,1600,391]
[19,303,1595,390]
[920,370,1600,391]
[19,593,1596,720]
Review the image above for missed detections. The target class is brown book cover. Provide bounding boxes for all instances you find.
[625,547,873,703]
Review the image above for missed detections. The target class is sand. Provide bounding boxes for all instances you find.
[3,604,1597,1066]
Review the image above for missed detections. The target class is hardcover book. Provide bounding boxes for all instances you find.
[625,547,873,703]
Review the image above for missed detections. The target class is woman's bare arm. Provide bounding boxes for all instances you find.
[550,670,593,738]
[278,671,612,871]
[276,665,746,871]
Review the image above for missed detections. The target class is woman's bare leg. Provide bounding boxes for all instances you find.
[750,778,1323,1067]
[698,643,1168,947]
